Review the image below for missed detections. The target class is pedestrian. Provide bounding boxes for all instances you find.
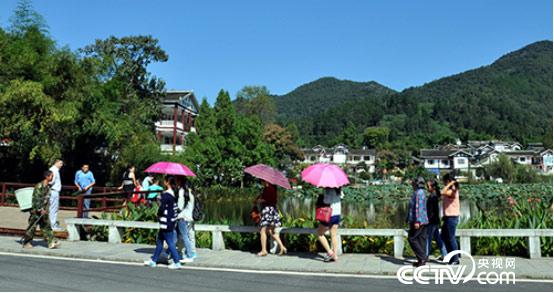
[316,187,342,262]
[426,179,447,261]
[22,170,61,249]
[407,177,429,267]
[254,180,287,257]
[146,178,163,203]
[74,164,96,218]
[174,178,195,263]
[118,165,138,194]
[142,173,154,190]
[440,174,461,265]
[144,176,181,269]
[48,159,63,231]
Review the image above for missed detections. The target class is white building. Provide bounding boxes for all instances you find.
[302,144,376,173]
[155,91,199,154]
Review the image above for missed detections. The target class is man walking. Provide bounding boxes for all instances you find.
[22,170,61,249]
[74,164,96,218]
[49,159,63,231]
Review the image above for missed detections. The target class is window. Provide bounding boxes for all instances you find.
[364,156,371,161]
[353,156,360,161]
[427,160,435,165]
[457,158,465,164]
[442,160,449,165]
[519,157,526,162]
[163,136,173,145]
[310,156,316,161]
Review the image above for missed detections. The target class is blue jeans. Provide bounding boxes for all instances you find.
[152,230,180,263]
[174,219,193,258]
[82,188,92,218]
[426,223,447,257]
[441,216,460,263]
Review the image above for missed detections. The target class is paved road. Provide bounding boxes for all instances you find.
[0,255,551,292]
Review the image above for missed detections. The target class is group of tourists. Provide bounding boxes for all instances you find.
[251,180,343,262]
[407,174,460,267]
[22,160,96,249]
[143,175,198,270]
[22,159,461,270]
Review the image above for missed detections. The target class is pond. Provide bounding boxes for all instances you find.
[201,195,476,228]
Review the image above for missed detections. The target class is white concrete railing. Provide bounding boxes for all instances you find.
[64,218,553,259]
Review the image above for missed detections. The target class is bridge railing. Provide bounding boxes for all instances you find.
[64,218,553,259]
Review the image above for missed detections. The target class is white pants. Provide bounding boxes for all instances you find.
[49,190,60,227]
[187,222,196,253]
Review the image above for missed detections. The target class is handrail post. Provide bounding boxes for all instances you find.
[393,230,405,258]
[528,236,541,259]
[1,183,6,205]
[212,228,225,250]
[460,236,471,255]
[102,196,107,212]
[76,195,84,218]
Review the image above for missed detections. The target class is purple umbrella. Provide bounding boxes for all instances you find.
[244,164,291,190]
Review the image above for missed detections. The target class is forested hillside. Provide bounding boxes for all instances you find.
[274,41,553,151]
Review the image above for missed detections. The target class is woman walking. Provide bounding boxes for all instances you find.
[144,176,181,269]
[440,174,461,265]
[175,177,195,263]
[316,187,342,262]
[407,177,429,267]
[426,179,447,261]
[254,180,287,257]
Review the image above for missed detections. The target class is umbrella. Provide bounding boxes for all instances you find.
[301,163,349,188]
[144,161,196,177]
[244,164,291,190]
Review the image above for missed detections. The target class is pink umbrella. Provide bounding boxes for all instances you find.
[244,164,291,190]
[144,161,196,177]
[301,163,349,188]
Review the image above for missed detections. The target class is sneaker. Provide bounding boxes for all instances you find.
[143,260,156,268]
[449,260,461,266]
[168,263,182,270]
[323,253,336,263]
[191,252,197,259]
[48,241,61,249]
[180,257,194,264]
[22,242,33,249]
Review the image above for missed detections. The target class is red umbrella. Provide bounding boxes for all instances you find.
[244,164,291,190]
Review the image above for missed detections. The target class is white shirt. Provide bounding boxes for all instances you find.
[49,165,61,191]
[177,187,195,222]
[324,188,342,216]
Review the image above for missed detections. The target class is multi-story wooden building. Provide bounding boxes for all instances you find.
[155,91,199,154]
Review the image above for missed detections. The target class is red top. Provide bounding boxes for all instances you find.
[260,184,278,206]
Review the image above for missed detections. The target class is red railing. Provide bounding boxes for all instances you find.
[0,182,127,216]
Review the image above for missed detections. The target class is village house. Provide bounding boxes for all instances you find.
[302,144,376,173]
[155,91,199,154]
[420,140,553,176]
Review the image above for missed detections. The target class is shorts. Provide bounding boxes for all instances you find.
[259,206,282,227]
[320,215,340,227]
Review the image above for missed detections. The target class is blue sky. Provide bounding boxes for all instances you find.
[0,0,552,103]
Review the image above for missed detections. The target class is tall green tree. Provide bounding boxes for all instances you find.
[235,85,276,125]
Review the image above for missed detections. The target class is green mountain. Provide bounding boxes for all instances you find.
[275,40,553,150]
[273,77,396,122]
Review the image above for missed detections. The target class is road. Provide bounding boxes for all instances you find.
[0,254,551,292]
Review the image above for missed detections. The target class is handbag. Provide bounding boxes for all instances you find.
[250,206,261,224]
[315,206,332,222]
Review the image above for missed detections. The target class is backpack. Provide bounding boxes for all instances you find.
[192,193,204,221]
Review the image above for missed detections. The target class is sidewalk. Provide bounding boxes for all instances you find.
[0,236,551,280]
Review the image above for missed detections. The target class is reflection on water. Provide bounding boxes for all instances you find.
[202,196,474,228]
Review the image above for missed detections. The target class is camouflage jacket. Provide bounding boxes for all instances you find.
[32,181,51,212]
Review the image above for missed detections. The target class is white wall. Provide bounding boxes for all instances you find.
[453,157,469,169]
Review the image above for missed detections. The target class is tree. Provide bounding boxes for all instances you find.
[9,0,47,35]
[363,127,390,148]
[182,90,275,187]
[263,123,303,168]
[235,86,276,125]
[338,122,361,148]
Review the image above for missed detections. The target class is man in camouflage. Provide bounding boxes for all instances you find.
[22,170,61,249]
